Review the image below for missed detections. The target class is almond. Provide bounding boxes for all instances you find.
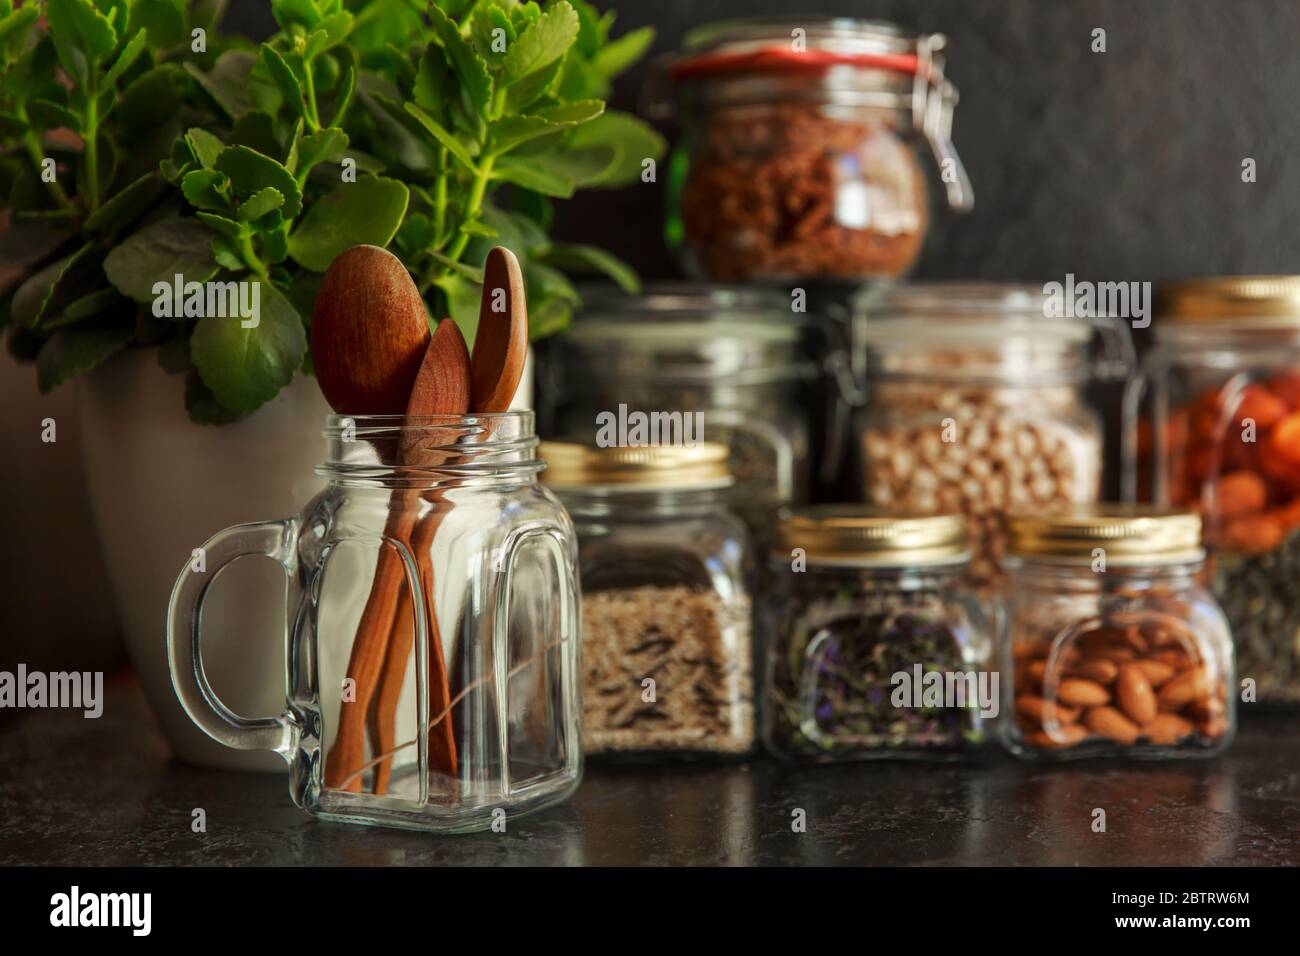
[1070,659,1118,685]
[1116,664,1158,725]
[1140,713,1194,745]
[1085,706,1140,744]
[1198,716,1230,740]
[1027,724,1088,749]
[1157,666,1210,712]
[1056,678,1110,707]
[1133,659,1176,687]
[1016,694,1081,726]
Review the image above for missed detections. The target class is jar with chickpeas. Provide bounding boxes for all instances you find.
[856,283,1133,590]
[1002,508,1235,760]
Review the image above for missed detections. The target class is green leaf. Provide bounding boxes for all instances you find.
[462,219,498,238]
[183,169,231,211]
[115,63,183,133]
[60,287,123,324]
[185,369,246,424]
[238,187,285,222]
[504,52,562,112]
[589,25,653,79]
[413,42,454,119]
[426,0,491,122]
[0,7,40,56]
[317,11,354,50]
[195,212,246,239]
[27,99,82,132]
[186,128,226,169]
[183,50,255,119]
[215,145,304,218]
[45,0,118,81]
[527,295,571,339]
[271,0,320,31]
[211,235,245,271]
[501,0,578,84]
[488,99,602,154]
[36,324,133,394]
[190,279,306,414]
[287,175,409,271]
[470,2,515,69]
[0,219,76,272]
[404,103,478,173]
[103,217,219,302]
[493,160,573,197]
[230,112,285,162]
[128,0,188,49]
[103,28,147,88]
[261,44,305,120]
[540,242,639,293]
[329,61,356,127]
[293,128,349,180]
[11,244,101,327]
[565,110,666,188]
[84,171,165,235]
[434,271,483,348]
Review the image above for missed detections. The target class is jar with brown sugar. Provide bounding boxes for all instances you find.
[654,18,973,282]
[1001,508,1235,760]
[856,283,1133,590]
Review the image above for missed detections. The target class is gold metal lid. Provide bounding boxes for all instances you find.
[776,506,968,566]
[539,441,732,490]
[1158,276,1300,326]
[1006,506,1203,565]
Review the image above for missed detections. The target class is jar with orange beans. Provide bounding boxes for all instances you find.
[1001,508,1235,759]
[1127,277,1300,706]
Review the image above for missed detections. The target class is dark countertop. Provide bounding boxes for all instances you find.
[2,679,1296,866]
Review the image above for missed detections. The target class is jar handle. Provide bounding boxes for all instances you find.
[490,523,582,798]
[166,520,300,759]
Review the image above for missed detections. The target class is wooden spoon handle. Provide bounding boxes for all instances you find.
[323,497,418,791]
[369,502,457,793]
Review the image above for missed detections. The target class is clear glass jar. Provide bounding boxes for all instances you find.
[545,285,827,547]
[1001,508,1235,760]
[762,508,993,761]
[168,413,582,833]
[857,283,1133,590]
[654,17,972,282]
[540,441,755,757]
[1128,277,1300,707]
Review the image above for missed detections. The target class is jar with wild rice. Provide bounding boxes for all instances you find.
[540,441,755,757]
[857,283,1132,590]
[1002,508,1235,760]
[762,508,993,761]
[543,285,829,547]
[653,17,972,282]
[1128,277,1300,707]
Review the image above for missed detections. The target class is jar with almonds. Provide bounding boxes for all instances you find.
[1002,508,1235,759]
[540,441,755,757]
[651,18,973,282]
[857,283,1133,591]
[1128,277,1300,707]
[762,508,993,761]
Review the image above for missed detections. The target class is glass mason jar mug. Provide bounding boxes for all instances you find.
[856,282,1133,590]
[652,17,973,282]
[762,508,993,761]
[1128,277,1300,707]
[1002,508,1235,760]
[540,441,755,758]
[168,413,582,833]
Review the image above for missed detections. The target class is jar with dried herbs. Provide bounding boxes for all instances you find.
[857,283,1133,591]
[653,18,973,282]
[762,508,993,761]
[1128,276,1300,707]
[1002,508,1235,760]
[540,441,755,757]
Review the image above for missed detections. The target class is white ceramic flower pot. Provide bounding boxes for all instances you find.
[77,351,331,771]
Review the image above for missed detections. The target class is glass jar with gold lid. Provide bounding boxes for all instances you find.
[761,506,993,761]
[540,440,754,757]
[1128,276,1300,707]
[1002,507,1235,760]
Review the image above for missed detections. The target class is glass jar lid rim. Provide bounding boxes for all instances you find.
[1006,507,1203,564]
[540,440,732,490]
[1157,275,1300,328]
[776,506,968,565]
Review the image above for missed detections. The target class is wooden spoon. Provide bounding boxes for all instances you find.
[365,319,470,792]
[367,247,530,791]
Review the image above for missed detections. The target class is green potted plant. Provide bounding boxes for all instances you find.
[0,0,662,767]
